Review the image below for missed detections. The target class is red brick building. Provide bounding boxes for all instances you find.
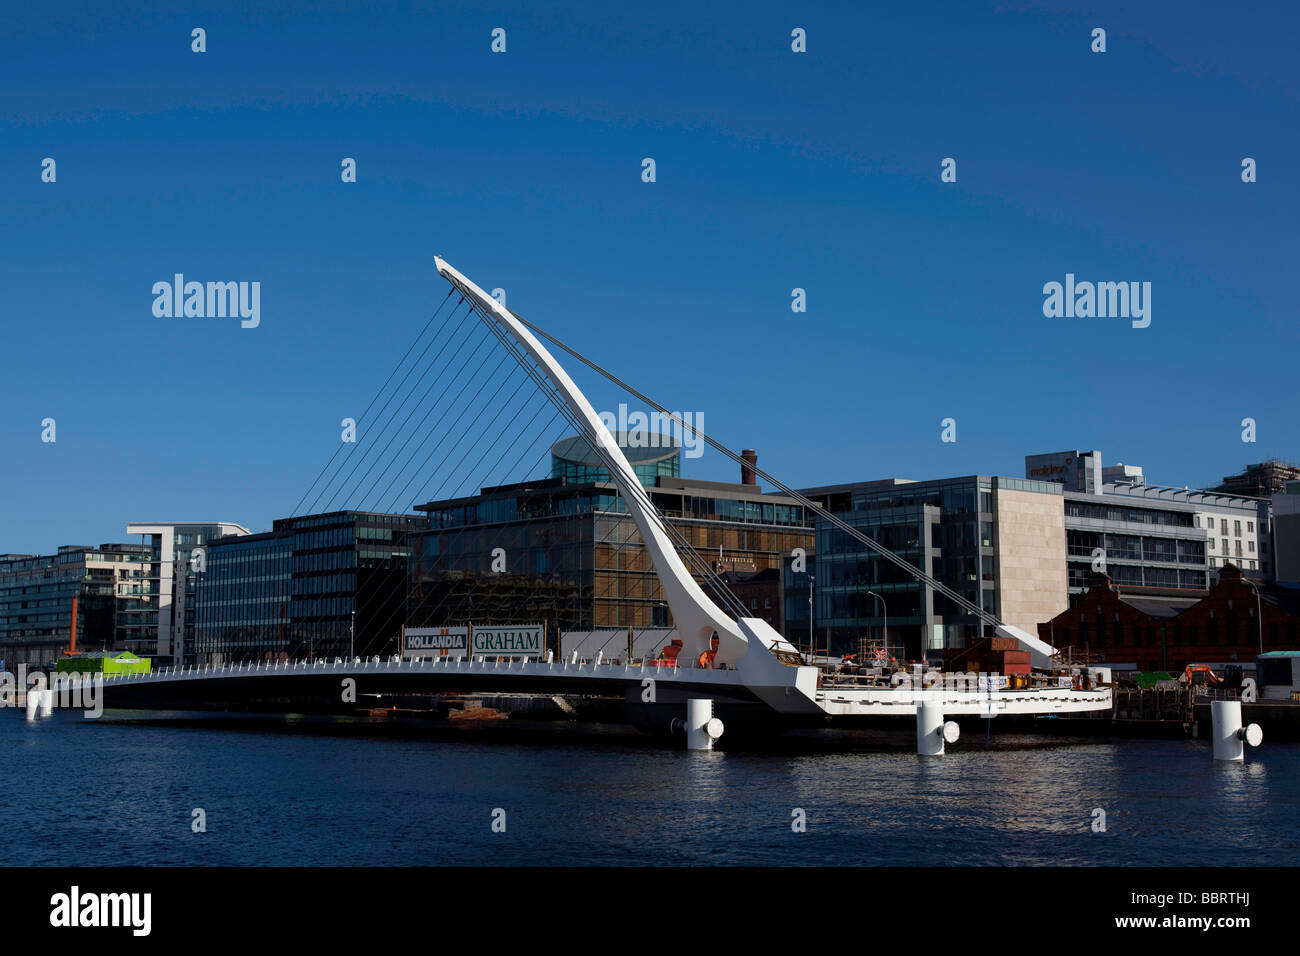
[704,567,781,632]
[1037,564,1300,672]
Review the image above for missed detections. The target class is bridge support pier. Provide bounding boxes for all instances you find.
[1211,700,1262,762]
[686,699,724,751]
[917,701,959,755]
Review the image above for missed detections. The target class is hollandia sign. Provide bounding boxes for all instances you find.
[404,627,468,659]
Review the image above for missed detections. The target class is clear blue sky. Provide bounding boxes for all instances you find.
[2,0,1297,553]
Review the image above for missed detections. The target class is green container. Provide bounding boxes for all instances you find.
[56,652,151,676]
[1132,671,1174,689]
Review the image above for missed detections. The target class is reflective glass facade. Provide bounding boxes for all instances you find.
[801,476,1065,660]
[194,511,425,663]
[1064,493,1211,595]
[410,476,813,636]
[551,432,680,487]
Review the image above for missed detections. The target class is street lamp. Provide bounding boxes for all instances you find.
[1240,574,1264,656]
[350,609,356,660]
[866,590,887,657]
[808,574,815,660]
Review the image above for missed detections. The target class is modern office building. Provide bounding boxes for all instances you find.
[551,431,680,485]
[1027,450,1271,593]
[121,522,250,663]
[1273,481,1300,585]
[780,548,817,651]
[407,436,813,640]
[1102,468,1270,581]
[0,543,152,667]
[798,475,1068,660]
[192,511,425,664]
[1025,450,1102,494]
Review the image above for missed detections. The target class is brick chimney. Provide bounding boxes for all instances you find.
[741,449,758,486]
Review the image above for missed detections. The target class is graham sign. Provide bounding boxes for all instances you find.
[471,624,543,657]
[404,627,468,658]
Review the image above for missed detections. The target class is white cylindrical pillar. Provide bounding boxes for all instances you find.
[917,701,942,755]
[686,699,723,751]
[917,701,955,755]
[1211,700,1243,761]
[1211,700,1262,762]
[25,690,39,721]
[39,688,54,716]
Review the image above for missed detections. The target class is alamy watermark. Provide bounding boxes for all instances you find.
[597,402,704,459]
[152,274,260,328]
[1,667,103,718]
[1042,273,1150,328]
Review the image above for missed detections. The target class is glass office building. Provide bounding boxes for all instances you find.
[1063,494,1209,594]
[193,511,425,663]
[551,432,680,487]
[800,476,1068,660]
[409,473,813,638]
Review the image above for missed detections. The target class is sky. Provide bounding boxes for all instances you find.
[2,0,1298,553]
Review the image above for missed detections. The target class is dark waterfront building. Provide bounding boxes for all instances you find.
[708,567,781,632]
[781,549,816,650]
[799,476,1068,661]
[407,436,813,640]
[1037,564,1300,672]
[193,511,425,664]
[0,544,152,667]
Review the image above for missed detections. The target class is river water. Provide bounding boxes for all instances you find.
[5,711,1297,866]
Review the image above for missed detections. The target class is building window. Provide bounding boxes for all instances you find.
[1208,539,1214,550]
[1247,521,1254,533]
[1234,520,1242,536]
[1222,539,1229,556]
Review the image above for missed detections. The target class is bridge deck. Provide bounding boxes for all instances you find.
[78,657,1111,718]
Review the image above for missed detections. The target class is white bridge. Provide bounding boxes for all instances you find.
[89,654,1109,723]
[79,257,1111,748]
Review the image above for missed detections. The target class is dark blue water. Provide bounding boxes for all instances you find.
[5,710,1298,865]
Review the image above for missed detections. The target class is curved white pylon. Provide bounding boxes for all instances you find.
[435,257,750,665]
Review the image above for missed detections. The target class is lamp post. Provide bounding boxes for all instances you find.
[808,574,815,660]
[1240,575,1264,656]
[866,590,887,657]
[350,609,356,660]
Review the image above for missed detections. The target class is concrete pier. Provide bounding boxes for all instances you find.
[686,698,724,751]
[1211,700,1263,762]
[917,701,959,755]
